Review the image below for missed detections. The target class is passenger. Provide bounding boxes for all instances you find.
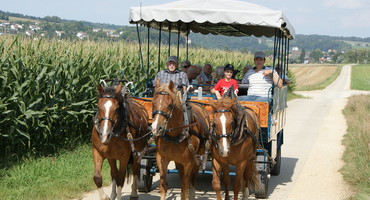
[275,64,291,85]
[196,64,213,84]
[155,56,189,92]
[187,65,202,84]
[180,60,191,73]
[211,64,239,100]
[213,66,225,84]
[239,51,282,101]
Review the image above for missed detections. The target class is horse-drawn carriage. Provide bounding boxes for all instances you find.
[91,0,294,199]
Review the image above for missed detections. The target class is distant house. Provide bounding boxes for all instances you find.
[292,47,299,51]
[10,24,23,30]
[93,28,100,32]
[76,32,87,39]
[29,25,41,31]
[55,31,65,37]
[25,30,35,36]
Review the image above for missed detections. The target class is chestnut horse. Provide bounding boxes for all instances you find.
[92,83,149,200]
[151,80,210,200]
[209,97,260,200]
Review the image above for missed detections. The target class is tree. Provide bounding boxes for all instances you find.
[310,49,323,62]
[299,48,305,63]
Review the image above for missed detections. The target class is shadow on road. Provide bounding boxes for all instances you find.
[269,157,298,194]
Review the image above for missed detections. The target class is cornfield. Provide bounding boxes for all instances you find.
[0,35,257,158]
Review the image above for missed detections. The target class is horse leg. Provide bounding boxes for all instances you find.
[211,159,223,200]
[92,148,110,200]
[222,165,230,200]
[233,161,247,200]
[156,153,169,200]
[189,164,199,200]
[130,156,140,200]
[180,161,195,200]
[175,162,184,181]
[107,159,119,200]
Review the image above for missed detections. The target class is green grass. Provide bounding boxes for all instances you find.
[341,95,370,200]
[287,92,306,101]
[297,65,343,91]
[351,64,370,90]
[0,144,111,200]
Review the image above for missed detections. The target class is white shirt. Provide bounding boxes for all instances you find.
[241,66,274,98]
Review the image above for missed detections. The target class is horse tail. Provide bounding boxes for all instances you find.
[244,160,259,191]
[125,153,134,184]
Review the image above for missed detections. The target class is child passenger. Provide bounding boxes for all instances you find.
[211,64,239,100]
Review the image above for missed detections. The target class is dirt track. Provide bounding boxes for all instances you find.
[78,64,369,200]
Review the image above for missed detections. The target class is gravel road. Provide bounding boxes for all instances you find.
[79,64,369,200]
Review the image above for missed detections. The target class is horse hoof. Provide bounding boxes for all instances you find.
[130,196,139,200]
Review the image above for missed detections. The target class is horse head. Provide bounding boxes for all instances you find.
[94,83,123,144]
[209,97,238,157]
[151,79,182,137]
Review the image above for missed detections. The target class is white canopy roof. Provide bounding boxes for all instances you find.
[129,0,295,39]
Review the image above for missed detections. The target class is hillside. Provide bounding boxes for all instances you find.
[1,10,369,64]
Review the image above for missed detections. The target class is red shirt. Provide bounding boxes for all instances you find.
[213,79,239,96]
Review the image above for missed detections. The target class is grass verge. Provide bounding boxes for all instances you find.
[288,92,307,101]
[297,65,342,91]
[351,64,370,90]
[341,94,370,200]
[0,144,111,200]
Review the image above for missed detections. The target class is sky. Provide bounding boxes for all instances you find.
[1,0,370,38]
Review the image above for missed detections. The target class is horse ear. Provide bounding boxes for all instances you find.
[168,80,174,91]
[155,78,161,88]
[229,85,236,99]
[98,84,104,94]
[115,83,122,95]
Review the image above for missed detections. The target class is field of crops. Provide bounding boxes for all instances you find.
[0,36,257,158]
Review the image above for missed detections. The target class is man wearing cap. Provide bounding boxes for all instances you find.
[211,64,239,100]
[240,51,282,101]
[155,56,189,92]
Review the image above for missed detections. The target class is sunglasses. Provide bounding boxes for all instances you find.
[183,65,190,68]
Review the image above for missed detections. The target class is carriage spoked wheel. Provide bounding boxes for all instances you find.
[254,152,270,199]
[137,158,153,192]
[255,170,269,199]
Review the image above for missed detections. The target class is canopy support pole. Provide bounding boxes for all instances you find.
[147,26,150,77]
[186,24,189,60]
[136,23,145,75]
[177,22,180,58]
[168,23,171,57]
[158,23,162,72]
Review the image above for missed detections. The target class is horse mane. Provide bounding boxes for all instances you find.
[210,97,236,110]
[154,84,182,109]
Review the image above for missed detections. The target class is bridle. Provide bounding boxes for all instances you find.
[94,94,122,136]
[210,109,238,147]
[152,91,176,121]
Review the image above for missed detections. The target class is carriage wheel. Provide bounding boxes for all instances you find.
[137,158,153,192]
[270,146,281,175]
[254,170,269,199]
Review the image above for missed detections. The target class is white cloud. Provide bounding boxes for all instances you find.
[322,0,363,9]
[339,9,370,29]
